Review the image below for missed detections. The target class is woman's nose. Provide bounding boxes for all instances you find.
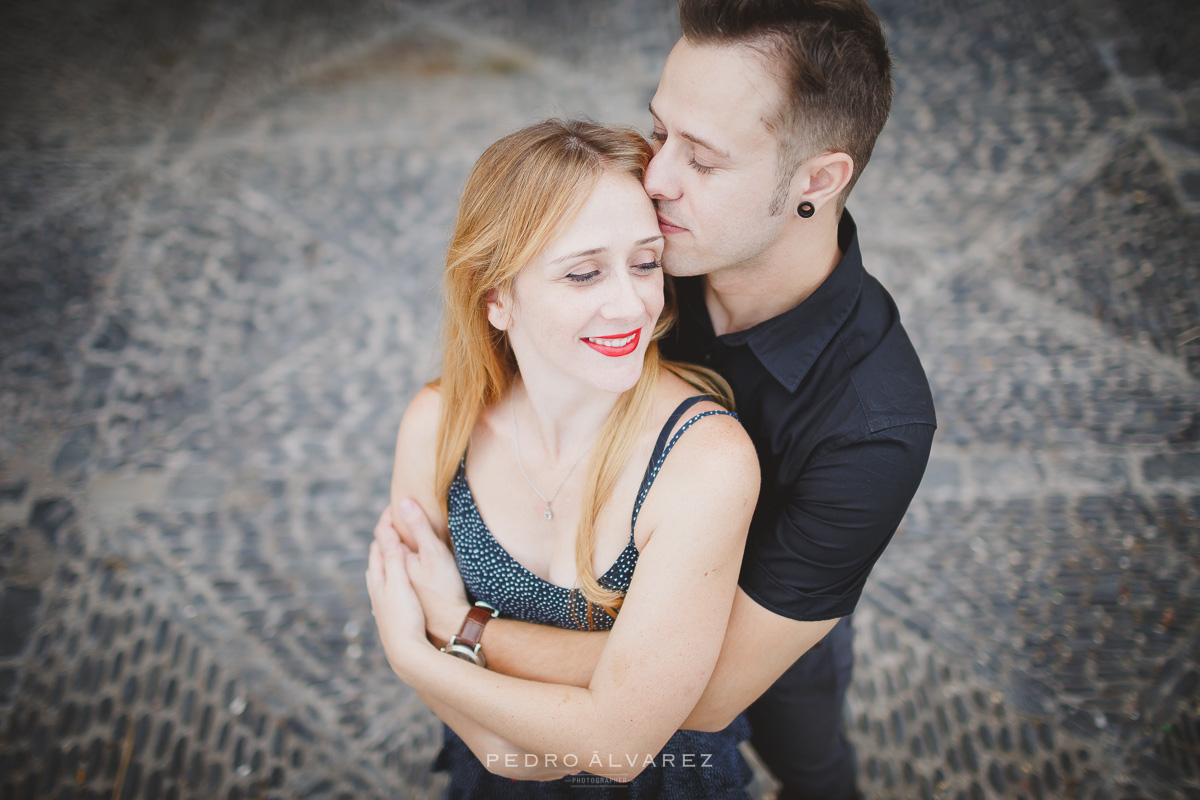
[602,272,646,321]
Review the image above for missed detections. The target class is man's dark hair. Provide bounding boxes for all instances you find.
[679,0,893,214]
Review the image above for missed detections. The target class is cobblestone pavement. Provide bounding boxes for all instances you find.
[1,0,1197,798]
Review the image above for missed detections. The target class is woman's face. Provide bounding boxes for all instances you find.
[490,171,665,397]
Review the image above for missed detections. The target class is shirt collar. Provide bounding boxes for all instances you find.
[712,210,864,392]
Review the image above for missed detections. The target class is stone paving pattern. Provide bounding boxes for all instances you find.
[0,0,1197,798]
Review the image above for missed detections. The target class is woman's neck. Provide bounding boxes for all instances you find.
[511,374,619,463]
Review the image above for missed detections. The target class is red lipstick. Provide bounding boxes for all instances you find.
[582,328,641,357]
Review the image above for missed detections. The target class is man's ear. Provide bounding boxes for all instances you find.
[791,151,854,211]
[486,286,514,331]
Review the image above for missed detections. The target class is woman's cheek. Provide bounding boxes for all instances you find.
[645,283,666,323]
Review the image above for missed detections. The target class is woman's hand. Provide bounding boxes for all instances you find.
[379,501,472,648]
[366,527,432,680]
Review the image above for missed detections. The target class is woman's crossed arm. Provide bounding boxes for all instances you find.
[370,388,758,781]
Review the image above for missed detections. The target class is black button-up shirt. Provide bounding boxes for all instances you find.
[662,212,936,621]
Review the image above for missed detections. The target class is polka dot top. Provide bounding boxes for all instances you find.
[447,396,736,630]
[436,395,754,798]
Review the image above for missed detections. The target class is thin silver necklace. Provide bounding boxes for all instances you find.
[511,391,595,521]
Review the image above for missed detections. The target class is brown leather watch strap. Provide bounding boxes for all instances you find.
[441,601,499,666]
[455,604,495,649]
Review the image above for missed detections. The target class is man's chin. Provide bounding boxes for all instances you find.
[662,254,708,278]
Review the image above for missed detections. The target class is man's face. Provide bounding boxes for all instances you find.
[646,38,791,278]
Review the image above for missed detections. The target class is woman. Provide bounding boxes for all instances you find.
[366,119,760,797]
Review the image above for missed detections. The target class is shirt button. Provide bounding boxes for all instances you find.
[703,353,713,363]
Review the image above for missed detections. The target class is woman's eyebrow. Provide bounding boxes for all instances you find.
[552,237,661,264]
[551,247,604,264]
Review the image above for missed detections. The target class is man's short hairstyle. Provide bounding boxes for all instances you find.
[679,0,894,214]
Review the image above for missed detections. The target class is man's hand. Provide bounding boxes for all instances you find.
[376,501,471,647]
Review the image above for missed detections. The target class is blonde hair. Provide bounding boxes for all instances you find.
[434,119,731,623]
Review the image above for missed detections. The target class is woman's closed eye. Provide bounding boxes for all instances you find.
[566,261,660,284]
[565,269,601,284]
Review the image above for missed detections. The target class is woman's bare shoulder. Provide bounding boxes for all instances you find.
[650,368,758,495]
[391,384,444,521]
[653,367,719,409]
[631,371,758,554]
[653,366,746,436]
[396,384,441,444]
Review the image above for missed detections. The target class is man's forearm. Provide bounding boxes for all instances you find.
[482,618,609,687]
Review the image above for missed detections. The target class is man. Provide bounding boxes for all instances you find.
[384,1,935,797]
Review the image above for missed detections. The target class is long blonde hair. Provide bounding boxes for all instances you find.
[435,119,731,621]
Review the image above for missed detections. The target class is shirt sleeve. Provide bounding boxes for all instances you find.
[738,422,936,622]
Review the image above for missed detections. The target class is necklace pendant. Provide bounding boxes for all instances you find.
[544,507,553,521]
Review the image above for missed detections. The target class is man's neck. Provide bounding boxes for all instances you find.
[702,216,843,337]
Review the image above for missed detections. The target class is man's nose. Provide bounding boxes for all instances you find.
[643,148,680,202]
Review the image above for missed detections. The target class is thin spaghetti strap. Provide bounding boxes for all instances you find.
[650,396,708,465]
[630,396,737,533]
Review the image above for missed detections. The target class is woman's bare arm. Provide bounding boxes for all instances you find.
[369,403,759,781]
[382,500,608,686]
[418,692,578,781]
[386,502,840,732]
[382,386,577,779]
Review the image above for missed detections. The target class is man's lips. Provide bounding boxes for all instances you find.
[657,214,687,234]
[582,328,641,357]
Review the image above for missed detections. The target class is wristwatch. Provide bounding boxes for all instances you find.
[440,601,499,667]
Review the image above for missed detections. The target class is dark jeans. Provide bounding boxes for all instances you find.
[746,616,858,800]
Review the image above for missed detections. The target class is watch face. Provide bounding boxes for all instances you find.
[444,642,484,666]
